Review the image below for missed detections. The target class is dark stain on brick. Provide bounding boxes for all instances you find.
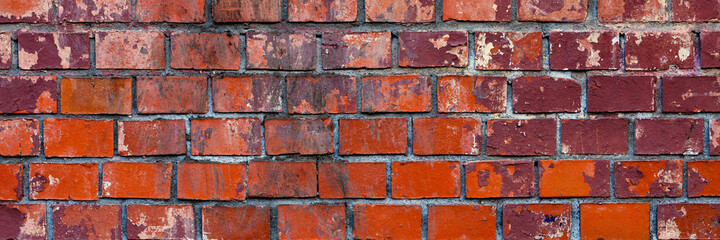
[486,119,556,156]
[503,204,571,240]
[0,205,24,237]
[688,166,708,197]
[287,75,357,114]
[582,160,611,197]
[399,31,468,67]
[29,173,47,195]
[615,165,643,197]
[0,76,57,114]
[550,31,619,70]
[494,161,535,197]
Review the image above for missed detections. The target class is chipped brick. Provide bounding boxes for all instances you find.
[264,118,334,155]
[213,0,281,22]
[248,161,317,198]
[635,118,704,155]
[322,32,392,69]
[136,0,205,22]
[428,205,496,240]
[0,76,57,114]
[712,119,720,155]
[438,75,507,113]
[287,75,357,114]
[399,31,468,67]
[17,32,90,70]
[127,205,194,240]
[672,0,720,22]
[191,118,262,156]
[0,119,40,156]
[443,0,511,21]
[392,161,461,199]
[413,117,482,155]
[688,160,720,197]
[288,0,357,22]
[29,163,98,200]
[539,159,610,197]
[318,162,387,199]
[60,78,132,115]
[95,31,165,69]
[57,0,130,22]
[513,76,581,113]
[465,160,535,198]
[561,118,629,155]
[549,31,619,70]
[587,75,657,112]
[581,203,650,240]
[177,162,247,200]
[0,164,23,201]
[246,32,316,70]
[43,118,114,158]
[598,0,667,22]
[278,205,346,240]
[518,0,587,22]
[362,75,432,112]
[475,32,543,70]
[339,118,407,155]
[365,0,434,22]
[657,203,720,239]
[353,204,422,239]
[102,162,172,199]
[701,31,720,68]
[625,31,694,70]
[137,76,208,114]
[0,0,52,23]
[212,76,283,113]
[0,204,46,240]
[118,120,186,156]
[663,76,720,113]
[52,205,121,240]
[171,33,241,70]
[503,204,572,240]
[0,33,9,68]
[615,160,683,198]
[202,206,271,239]
[486,119,556,156]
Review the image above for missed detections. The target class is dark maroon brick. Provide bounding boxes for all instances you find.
[17,32,90,70]
[486,119,556,156]
[517,0,587,22]
[614,160,683,198]
[398,31,468,67]
[53,205,122,240]
[549,31,619,70]
[701,32,720,68]
[657,203,720,239]
[598,0,668,22]
[287,75,357,114]
[465,160,535,198]
[635,118,704,155]
[503,204,572,240]
[0,76,58,114]
[625,31,694,70]
[672,0,720,22]
[246,32,316,70]
[0,204,46,240]
[475,32,543,70]
[0,0,53,23]
[587,75,657,112]
[663,76,720,113]
[57,0,130,22]
[561,118,629,155]
[322,32,392,69]
[512,76,581,113]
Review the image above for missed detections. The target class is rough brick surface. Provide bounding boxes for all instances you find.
[60,78,132,115]
[0,164,23,201]
[549,31,619,70]
[136,76,208,114]
[318,162,387,199]
[392,161,461,199]
[598,0,667,22]
[701,31,720,68]
[0,0,53,23]
[118,120,186,156]
[657,204,720,239]
[0,119,40,156]
[339,118,407,155]
[518,0,587,22]
[539,159,610,197]
[353,204,422,239]
[0,204,46,240]
[43,118,114,157]
[0,33,10,69]
[513,76,581,113]
[171,33,241,70]
[443,0,511,21]
[428,205,496,240]
[614,160,683,198]
[246,32,316,70]
[278,205,346,239]
[587,75,657,112]
[213,0,281,22]
[102,162,172,199]
[672,0,720,22]
[663,76,720,113]
[287,75,357,114]
[713,119,720,155]
[288,0,357,22]
[486,119,556,156]
[136,0,205,22]
[202,206,270,239]
[29,163,98,200]
[191,118,262,156]
[413,117,482,155]
[465,160,535,198]
[322,32,392,69]
[399,31,468,67]
[438,76,507,113]
[264,118,334,155]
[95,31,165,69]
[365,0,434,22]
[635,118,704,155]
[17,32,90,70]
[212,76,283,113]
[362,75,432,112]
[0,76,57,114]
[625,31,694,70]
[126,205,194,239]
[177,162,247,200]
[561,118,629,155]
[248,161,317,198]
[52,205,122,240]
[503,204,572,240]
[475,32,543,70]
[57,0,130,22]
[581,203,650,240]
[688,160,720,197]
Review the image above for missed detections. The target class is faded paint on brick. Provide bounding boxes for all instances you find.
[503,204,572,240]
[0,76,57,114]
[465,160,535,198]
[322,32,392,69]
[657,204,720,239]
[212,76,283,113]
[264,119,334,155]
[0,119,40,156]
[95,31,165,69]
[213,0,281,22]
[29,163,99,200]
[518,0,587,22]
[443,0,511,21]
[57,0,130,22]
[0,0,52,23]
[438,75,507,113]
[17,32,90,70]
[246,32,316,70]
[289,0,357,22]
[598,0,667,22]
[475,32,542,70]
[126,205,195,240]
[487,119,556,156]
[362,75,432,112]
[137,76,208,114]
[287,75,357,114]
[550,31,619,70]
[171,33,241,70]
[52,205,122,240]
[625,31,694,70]
[191,118,262,156]
[0,33,11,68]
[614,160,683,198]
[399,31,468,67]
[0,204,46,240]
[365,0,434,22]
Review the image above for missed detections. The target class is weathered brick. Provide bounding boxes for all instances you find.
[60,78,132,115]
[539,159,610,197]
[278,205,346,240]
[0,204,46,240]
[625,31,694,70]
[713,119,720,155]
[212,76,283,113]
[0,33,9,69]
[353,204,422,239]
[518,0,587,22]
[29,163,98,200]
[657,203,720,239]
[0,119,40,156]
[246,32,316,70]
[118,120,186,156]
[191,118,262,156]
[57,0,130,22]
[339,118,407,155]
[17,32,90,70]
[672,0,720,22]
[0,164,23,201]
[0,0,52,23]
[465,160,535,198]
[288,0,356,22]
[365,0,434,22]
[322,32,392,69]
[177,162,247,200]
[102,162,172,199]
[95,31,165,69]
[503,204,572,240]
[399,31,468,67]
[53,205,121,240]
[392,161,461,199]
[581,203,650,240]
[587,75,657,112]
[550,31,619,70]
[43,118,114,158]
[0,76,57,114]
[362,75,432,112]
[137,76,208,114]
[428,205,496,240]
[635,118,704,155]
[513,76,581,113]
[438,75,507,113]
[248,161,317,198]
[701,32,720,68]
[213,0,281,22]
[486,119,556,156]
[318,162,386,199]
[202,206,271,239]
[413,117,482,155]
[126,205,194,240]
[265,118,334,155]
[443,0,510,21]
[664,76,720,113]
[561,118,629,155]
[136,0,205,22]
[171,33,241,70]
[598,0,667,22]
[688,160,720,197]
[287,75,357,114]
[614,160,682,198]
[475,32,543,70]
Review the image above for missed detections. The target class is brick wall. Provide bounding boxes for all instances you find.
[1,0,720,239]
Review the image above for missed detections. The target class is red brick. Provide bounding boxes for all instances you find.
[248,161,317,198]
[339,118,407,155]
[413,117,482,155]
[57,0,130,22]
[177,162,247,200]
[60,78,132,115]
[712,119,720,155]
[126,205,194,239]
[102,162,172,199]
[581,203,650,240]
[246,32,316,70]
[17,32,90,70]
[322,32,392,69]
[561,118,629,155]
[318,162,386,199]
[443,0,510,21]
[503,204,572,240]
[625,31,694,70]
[518,0,586,22]
[118,120,186,156]
[635,118,704,155]
[0,164,23,201]
[278,205,346,239]
[392,161,461,199]
[701,32,720,68]
[137,76,208,114]
[288,0,356,22]
[550,31,619,70]
[513,76,581,113]
[213,0,281,22]
[95,31,165,69]
[171,33,241,70]
[264,118,334,155]
[43,118,114,158]
[486,119,556,156]
[428,205,496,240]
[287,75,357,114]
[353,204,421,239]
[539,159,610,197]
[399,31,468,67]
[0,119,40,156]
[0,204,46,240]
[202,206,270,239]
[672,0,720,22]
[657,203,720,239]
[136,0,205,22]
[438,75,507,113]
[664,76,720,112]
[598,0,667,22]
[0,75,57,114]
[212,76,283,113]
[587,75,657,112]
[52,205,121,240]
[0,0,52,23]
[29,163,98,200]
[191,118,262,156]
[688,160,720,197]
[362,75,432,112]
[614,160,682,198]
[0,33,9,69]
[465,160,535,198]
[476,32,543,70]
[365,0,434,22]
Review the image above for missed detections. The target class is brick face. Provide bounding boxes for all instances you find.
[437,75,507,113]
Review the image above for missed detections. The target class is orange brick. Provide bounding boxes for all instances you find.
[318,162,386,199]
[539,160,610,197]
[135,0,205,22]
[202,206,271,239]
[248,161,317,198]
[102,162,172,199]
[428,205,496,240]
[339,118,407,155]
[392,161,461,198]
[0,119,40,156]
[277,205,346,239]
[126,205,195,239]
[614,160,683,198]
[136,76,208,114]
[212,76,283,113]
[362,75,432,112]
[29,163,98,200]
[689,160,720,197]
[191,118,262,156]
[413,117,482,155]
[581,203,650,240]
[171,33,241,70]
[43,118,114,157]
[60,78,132,115]
[465,160,535,198]
[0,164,23,201]
[353,204,422,239]
[118,120,186,156]
[265,119,334,155]
[177,162,247,200]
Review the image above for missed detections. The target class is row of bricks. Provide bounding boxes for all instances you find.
[2,30,720,70]
[1,0,718,24]
[2,202,720,239]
